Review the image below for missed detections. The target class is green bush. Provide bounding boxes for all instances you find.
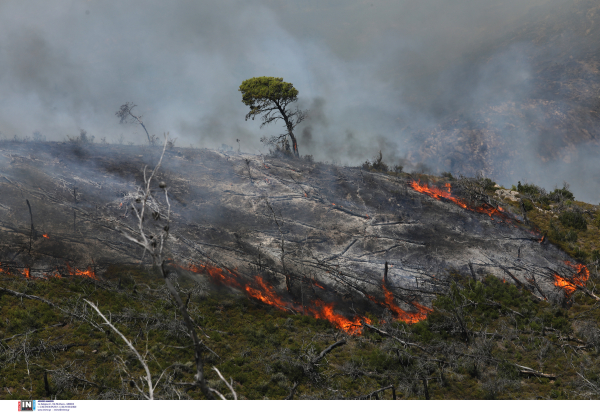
[564,230,578,242]
[481,177,498,192]
[362,151,388,173]
[522,199,534,211]
[517,181,542,196]
[549,186,574,202]
[559,210,587,231]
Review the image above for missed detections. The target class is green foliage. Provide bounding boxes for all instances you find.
[361,152,406,175]
[239,77,299,115]
[517,181,541,196]
[564,230,578,242]
[549,186,574,202]
[522,198,534,211]
[2,259,600,400]
[481,177,498,192]
[362,151,388,173]
[239,76,304,156]
[559,210,587,231]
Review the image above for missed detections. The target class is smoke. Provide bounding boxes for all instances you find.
[0,0,598,202]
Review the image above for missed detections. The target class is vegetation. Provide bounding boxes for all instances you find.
[1,267,599,400]
[1,151,600,399]
[362,151,403,175]
[239,77,305,157]
[360,155,599,266]
[116,102,158,145]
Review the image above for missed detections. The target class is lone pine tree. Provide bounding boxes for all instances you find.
[239,76,305,157]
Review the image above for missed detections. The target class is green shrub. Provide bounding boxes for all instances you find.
[517,181,541,196]
[522,199,534,211]
[594,214,600,229]
[549,186,574,202]
[362,151,388,173]
[559,210,587,231]
[564,230,578,242]
[66,129,95,144]
[481,177,498,191]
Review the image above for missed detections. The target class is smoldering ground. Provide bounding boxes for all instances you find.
[0,0,598,202]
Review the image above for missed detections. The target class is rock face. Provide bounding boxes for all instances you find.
[497,189,520,202]
[0,142,580,312]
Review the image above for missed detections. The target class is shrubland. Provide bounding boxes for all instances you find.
[1,148,600,399]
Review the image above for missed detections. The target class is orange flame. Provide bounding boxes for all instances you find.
[380,282,430,323]
[181,260,431,334]
[307,300,372,335]
[183,261,381,334]
[42,234,49,239]
[65,263,97,279]
[0,263,9,275]
[367,282,431,324]
[409,180,510,221]
[245,276,294,311]
[312,280,325,290]
[553,261,589,298]
[184,263,242,288]
[0,263,31,278]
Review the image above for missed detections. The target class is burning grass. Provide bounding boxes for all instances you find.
[2,267,600,400]
[553,261,590,299]
[184,262,403,335]
[409,180,510,221]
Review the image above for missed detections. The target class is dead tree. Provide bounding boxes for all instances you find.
[115,102,156,145]
[115,135,230,399]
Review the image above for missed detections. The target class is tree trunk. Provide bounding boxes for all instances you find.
[288,130,299,157]
[276,102,299,157]
[384,261,389,285]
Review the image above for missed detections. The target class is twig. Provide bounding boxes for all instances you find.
[312,340,346,364]
[353,384,395,400]
[84,299,154,399]
[210,366,237,400]
[514,363,556,379]
[284,382,299,400]
[26,199,34,254]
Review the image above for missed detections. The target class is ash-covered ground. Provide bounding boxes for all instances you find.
[0,142,579,312]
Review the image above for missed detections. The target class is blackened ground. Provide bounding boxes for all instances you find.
[0,142,577,314]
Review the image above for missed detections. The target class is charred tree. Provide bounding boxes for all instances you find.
[115,102,156,145]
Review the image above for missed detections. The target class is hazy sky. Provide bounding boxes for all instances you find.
[4,0,597,201]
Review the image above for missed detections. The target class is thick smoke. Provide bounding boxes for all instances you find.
[0,0,597,202]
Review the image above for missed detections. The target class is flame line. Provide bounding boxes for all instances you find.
[409,180,511,221]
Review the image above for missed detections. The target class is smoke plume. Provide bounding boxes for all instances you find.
[0,0,598,202]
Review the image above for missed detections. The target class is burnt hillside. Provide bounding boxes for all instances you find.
[0,141,585,320]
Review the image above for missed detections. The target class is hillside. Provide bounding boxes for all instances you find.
[0,141,599,399]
